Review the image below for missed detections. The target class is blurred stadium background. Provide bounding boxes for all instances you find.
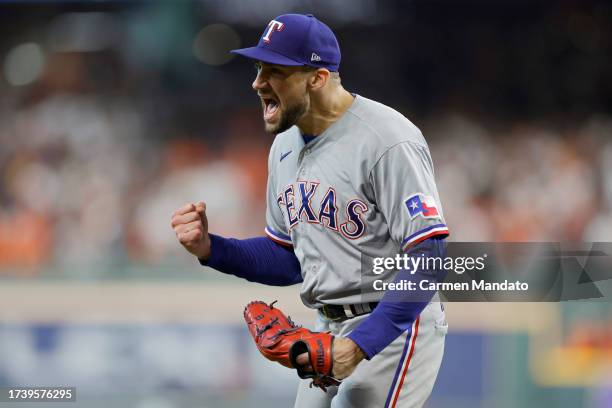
[0,0,611,407]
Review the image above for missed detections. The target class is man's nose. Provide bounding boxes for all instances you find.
[252,71,266,91]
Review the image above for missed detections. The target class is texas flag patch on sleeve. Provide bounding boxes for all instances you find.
[405,193,441,219]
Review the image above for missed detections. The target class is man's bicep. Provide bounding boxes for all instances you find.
[370,142,449,251]
[265,169,293,246]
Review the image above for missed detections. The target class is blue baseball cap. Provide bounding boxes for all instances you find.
[231,14,341,72]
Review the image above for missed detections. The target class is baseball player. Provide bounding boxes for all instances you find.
[171,14,449,408]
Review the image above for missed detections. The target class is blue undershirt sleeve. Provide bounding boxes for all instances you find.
[347,237,447,359]
[198,234,303,286]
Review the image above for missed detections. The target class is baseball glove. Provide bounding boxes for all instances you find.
[243,300,341,391]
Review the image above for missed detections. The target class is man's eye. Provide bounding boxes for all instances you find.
[254,63,262,71]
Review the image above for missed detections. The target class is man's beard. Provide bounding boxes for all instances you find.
[266,99,308,135]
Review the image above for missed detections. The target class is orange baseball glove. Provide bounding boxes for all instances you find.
[243,300,341,391]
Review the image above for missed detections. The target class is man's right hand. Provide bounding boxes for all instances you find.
[171,201,211,260]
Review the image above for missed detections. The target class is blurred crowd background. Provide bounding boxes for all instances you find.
[0,1,610,407]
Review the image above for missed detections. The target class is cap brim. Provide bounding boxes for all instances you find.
[230,46,304,66]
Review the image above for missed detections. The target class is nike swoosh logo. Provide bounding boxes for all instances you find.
[280,150,292,162]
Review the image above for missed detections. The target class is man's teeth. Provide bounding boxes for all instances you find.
[266,101,278,116]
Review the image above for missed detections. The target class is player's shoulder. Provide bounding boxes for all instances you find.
[348,95,427,149]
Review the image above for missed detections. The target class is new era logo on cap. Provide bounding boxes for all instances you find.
[230,13,341,72]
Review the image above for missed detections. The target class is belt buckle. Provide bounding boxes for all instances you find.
[321,305,343,322]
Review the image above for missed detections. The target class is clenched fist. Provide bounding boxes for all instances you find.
[171,201,211,260]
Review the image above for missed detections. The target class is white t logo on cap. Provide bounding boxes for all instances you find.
[262,20,285,43]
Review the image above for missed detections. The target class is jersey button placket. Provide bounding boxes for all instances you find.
[298,156,307,178]
[297,149,307,178]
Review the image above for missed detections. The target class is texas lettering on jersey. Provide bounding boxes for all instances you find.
[276,181,368,239]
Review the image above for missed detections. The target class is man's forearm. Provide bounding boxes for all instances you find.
[348,237,446,359]
[199,234,303,286]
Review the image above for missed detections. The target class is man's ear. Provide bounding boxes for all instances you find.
[308,68,330,91]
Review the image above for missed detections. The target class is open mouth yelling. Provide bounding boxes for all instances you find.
[261,96,280,122]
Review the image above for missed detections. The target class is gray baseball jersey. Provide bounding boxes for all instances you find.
[265,94,449,308]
